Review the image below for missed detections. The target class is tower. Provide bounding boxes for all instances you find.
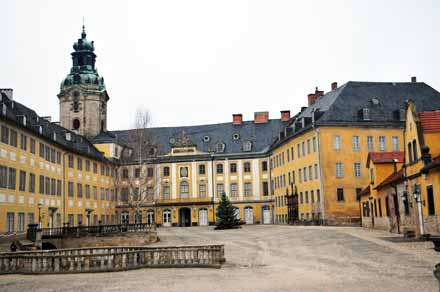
[58,25,109,139]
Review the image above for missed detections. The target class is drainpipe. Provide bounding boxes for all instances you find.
[62,152,68,226]
[316,128,326,224]
[211,154,215,224]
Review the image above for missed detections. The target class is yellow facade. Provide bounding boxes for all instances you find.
[0,119,116,233]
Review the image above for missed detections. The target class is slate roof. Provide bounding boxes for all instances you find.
[111,119,287,162]
[374,169,404,190]
[419,111,440,133]
[0,92,107,161]
[272,81,440,150]
[366,151,405,167]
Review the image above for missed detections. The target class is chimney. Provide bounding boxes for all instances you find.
[331,82,338,91]
[308,87,324,106]
[0,89,13,101]
[254,111,269,124]
[411,76,417,83]
[280,110,290,122]
[232,114,243,125]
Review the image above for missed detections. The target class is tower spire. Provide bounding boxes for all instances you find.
[81,18,86,39]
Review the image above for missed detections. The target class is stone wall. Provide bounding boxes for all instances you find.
[0,244,225,274]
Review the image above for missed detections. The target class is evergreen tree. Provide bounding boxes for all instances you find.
[215,192,241,230]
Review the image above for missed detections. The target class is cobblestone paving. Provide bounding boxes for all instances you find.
[1,225,439,292]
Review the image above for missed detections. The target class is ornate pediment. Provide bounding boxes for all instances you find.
[169,131,195,148]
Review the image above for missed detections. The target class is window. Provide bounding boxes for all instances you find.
[163,166,170,177]
[77,214,83,225]
[199,184,206,198]
[412,140,418,162]
[297,144,301,158]
[68,154,74,168]
[93,186,97,200]
[378,198,383,217]
[68,182,74,197]
[427,186,435,216]
[314,164,318,179]
[20,134,27,151]
[303,167,307,182]
[77,183,83,198]
[230,183,238,197]
[19,170,26,192]
[17,212,25,232]
[244,162,251,173]
[308,165,313,181]
[305,191,309,203]
[50,178,56,196]
[180,181,189,198]
[100,188,105,200]
[333,135,341,150]
[307,139,311,154]
[408,142,413,163]
[392,136,399,151]
[85,160,90,172]
[134,168,141,178]
[9,130,17,147]
[337,188,344,202]
[230,163,237,173]
[39,175,44,194]
[244,183,252,197]
[85,185,90,199]
[30,138,35,154]
[199,164,205,175]
[77,158,83,171]
[300,192,303,204]
[312,137,317,152]
[1,126,9,144]
[262,161,268,172]
[336,162,343,178]
[243,141,252,152]
[355,188,362,201]
[28,213,34,225]
[291,147,295,160]
[147,167,154,177]
[317,189,321,202]
[163,184,170,199]
[56,180,61,196]
[262,181,269,196]
[8,168,16,190]
[287,149,290,162]
[302,142,305,156]
[122,168,129,179]
[216,183,224,196]
[379,136,386,151]
[367,136,374,151]
[352,136,360,151]
[216,164,223,174]
[292,170,296,184]
[299,169,302,183]
[29,173,35,193]
[93,162,98,174]
[354,163,361,177]
[362,108,370,120]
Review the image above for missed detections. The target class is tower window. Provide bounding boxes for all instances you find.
[73,119,80,130]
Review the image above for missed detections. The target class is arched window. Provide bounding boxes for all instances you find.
[180,181,189,198]
[72,119,80,130]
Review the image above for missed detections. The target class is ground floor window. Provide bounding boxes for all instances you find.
[7,212,14,233]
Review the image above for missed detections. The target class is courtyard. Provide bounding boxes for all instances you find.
[0,225,439,292]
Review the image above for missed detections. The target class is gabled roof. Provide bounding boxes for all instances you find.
[375,169,404,190]
[366,151,404,167]
[419,111,440,133]
[111,119,287,163]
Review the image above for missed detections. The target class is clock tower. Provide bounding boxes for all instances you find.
[58,25,109,139]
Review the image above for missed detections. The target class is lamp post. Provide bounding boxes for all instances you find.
[38,203,43,228]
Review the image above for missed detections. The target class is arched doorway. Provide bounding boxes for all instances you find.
[262,206,271,224]
[162,209,172,227]
[146,209,155,225]
[198,208,208,226]
[244,206,254,224]
[179,208,191,227]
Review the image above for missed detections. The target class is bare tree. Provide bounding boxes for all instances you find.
[115,108,159,225]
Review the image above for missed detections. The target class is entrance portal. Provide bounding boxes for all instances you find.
[179,208,191,227]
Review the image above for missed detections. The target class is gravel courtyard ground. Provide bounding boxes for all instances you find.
[1,225,439,292]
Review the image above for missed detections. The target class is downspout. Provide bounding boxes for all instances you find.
[62,152,68,226]
[211,154,215,224]
[316,128,326,224]
[268,154,274,224]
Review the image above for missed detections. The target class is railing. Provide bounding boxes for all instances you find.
[0,245,225,274]
[26,223,154,242]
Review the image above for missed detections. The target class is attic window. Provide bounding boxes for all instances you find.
[2,104,6,116]
[216,143,225,153]
[39,125,43,134]
[243,141,252,152]
[362,108,370,121]
[232,133,240,140]
[371,98,380,105]
[203,135,210,143]
[53,132,57,141]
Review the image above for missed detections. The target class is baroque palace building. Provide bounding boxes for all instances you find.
[2,27,440,233]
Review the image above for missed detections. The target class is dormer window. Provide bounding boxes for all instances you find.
[232,133,240,140]
[216,143,225,153]
[362,108,370,121]
[243,141,252,152]
[203,135,210,143]
[2,104,6,116]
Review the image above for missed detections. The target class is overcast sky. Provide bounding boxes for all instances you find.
[1,0,439,130]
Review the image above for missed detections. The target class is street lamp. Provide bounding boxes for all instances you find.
[38,203,43,228]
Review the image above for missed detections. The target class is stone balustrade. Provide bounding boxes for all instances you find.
[0,244,225,274]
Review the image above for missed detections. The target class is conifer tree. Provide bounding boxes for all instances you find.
[215,192,241,230]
